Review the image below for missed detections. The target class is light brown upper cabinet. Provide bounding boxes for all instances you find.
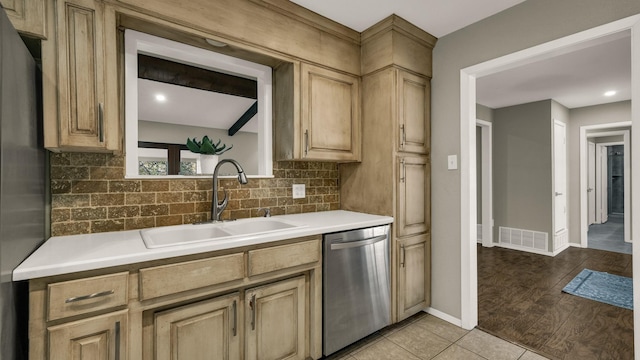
[397,71,430,154]
[42,0,120,152]
[275,62,361,162]
[341,15,435,323]
[397,155,430,238]
[1,0,46,38]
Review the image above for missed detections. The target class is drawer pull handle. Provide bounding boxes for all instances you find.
[115,321,121,360]
[304,130,309,156]
[98,102,104,143]
[232,300,237,336]
[65,289,115,303]
[250,294,256,330]
[400,244,406,268]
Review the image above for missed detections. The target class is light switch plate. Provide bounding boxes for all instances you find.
[292,184,305,199]
[448,155,458,170]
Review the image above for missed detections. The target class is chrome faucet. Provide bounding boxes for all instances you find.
[211,159,248,222]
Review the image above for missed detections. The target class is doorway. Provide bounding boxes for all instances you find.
[580,126,631,246]
[458,15,640,339]
[476,120,493,248]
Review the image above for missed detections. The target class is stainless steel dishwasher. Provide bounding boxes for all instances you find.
[323,225,391,356]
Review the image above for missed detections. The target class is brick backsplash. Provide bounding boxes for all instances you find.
[49,153,340,236]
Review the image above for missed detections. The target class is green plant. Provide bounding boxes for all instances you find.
[186,136,233,155]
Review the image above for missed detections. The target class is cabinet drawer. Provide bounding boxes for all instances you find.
[248,238,320,276]
[139,253,245,300]
[48,272,128,321]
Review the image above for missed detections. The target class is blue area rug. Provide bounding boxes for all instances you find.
[562,269,633,310]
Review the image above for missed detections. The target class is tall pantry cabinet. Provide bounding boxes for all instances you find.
[340,15,436,322]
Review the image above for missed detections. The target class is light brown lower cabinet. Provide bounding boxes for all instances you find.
[153,276,307,360]
[30,237,321,360]
[154,293,241,360]
[245,276,306,360]
[48,310,128,360]
[397,234,431,321]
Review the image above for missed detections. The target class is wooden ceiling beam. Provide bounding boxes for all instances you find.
[138,54,257,99]
[228,101,258,136]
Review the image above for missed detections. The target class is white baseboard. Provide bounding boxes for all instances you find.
[497,243,555,257]
[423,307,463,328]
[552,242,570,256]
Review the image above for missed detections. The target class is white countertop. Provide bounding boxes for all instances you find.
[13,210,393,281]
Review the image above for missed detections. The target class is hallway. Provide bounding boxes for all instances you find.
[588,214,629,254]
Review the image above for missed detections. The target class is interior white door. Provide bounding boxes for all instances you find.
[601,145,609,223]
[553,121,567,234]
[588,141,596,225]
[596,144,604,223]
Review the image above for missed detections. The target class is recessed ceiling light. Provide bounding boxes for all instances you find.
[155,94,167,102]
[604,90,617,97]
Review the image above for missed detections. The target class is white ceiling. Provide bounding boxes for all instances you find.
[138,79,259,133]
[289,0,526,38]
[290,0,631,110]
[477,32,631,109]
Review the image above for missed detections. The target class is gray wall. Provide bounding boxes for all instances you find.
[477,104,494,123]
[493,100,553,242]
[431,0,640,319]
[567,101,631,244]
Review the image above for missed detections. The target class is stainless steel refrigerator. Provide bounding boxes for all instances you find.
[0,7,46,360]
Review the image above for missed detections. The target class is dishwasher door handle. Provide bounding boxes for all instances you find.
[330,235,388,250]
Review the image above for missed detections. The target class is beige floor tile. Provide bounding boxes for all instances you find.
[351,338,421,360]
[378,317,414,337]
[456,329,525,360]
[412,315,469,342]
[518,350,551,360]
[432,344,485,360]
[386,323,452,360]
[326,355,356,360]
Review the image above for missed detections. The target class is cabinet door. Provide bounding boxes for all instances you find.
[397,155,430,237]
[0,0,46,38]
[154,293,241,360]
[246,276,306,360]
[48,310,127,360]
[46,0,119,151]
[397,235,430,321]
[301,63,360,162]
[397,71,430,154]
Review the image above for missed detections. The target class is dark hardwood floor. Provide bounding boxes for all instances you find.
[477,245,633,360]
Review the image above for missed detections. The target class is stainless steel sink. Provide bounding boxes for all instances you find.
[140,218,304,248]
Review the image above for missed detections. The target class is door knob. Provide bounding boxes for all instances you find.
[555,192,563,196]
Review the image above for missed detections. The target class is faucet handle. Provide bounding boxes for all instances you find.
[217,189,229,210]
[257,208,271,217]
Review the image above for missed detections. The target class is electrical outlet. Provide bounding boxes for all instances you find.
[292,184,305,199]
